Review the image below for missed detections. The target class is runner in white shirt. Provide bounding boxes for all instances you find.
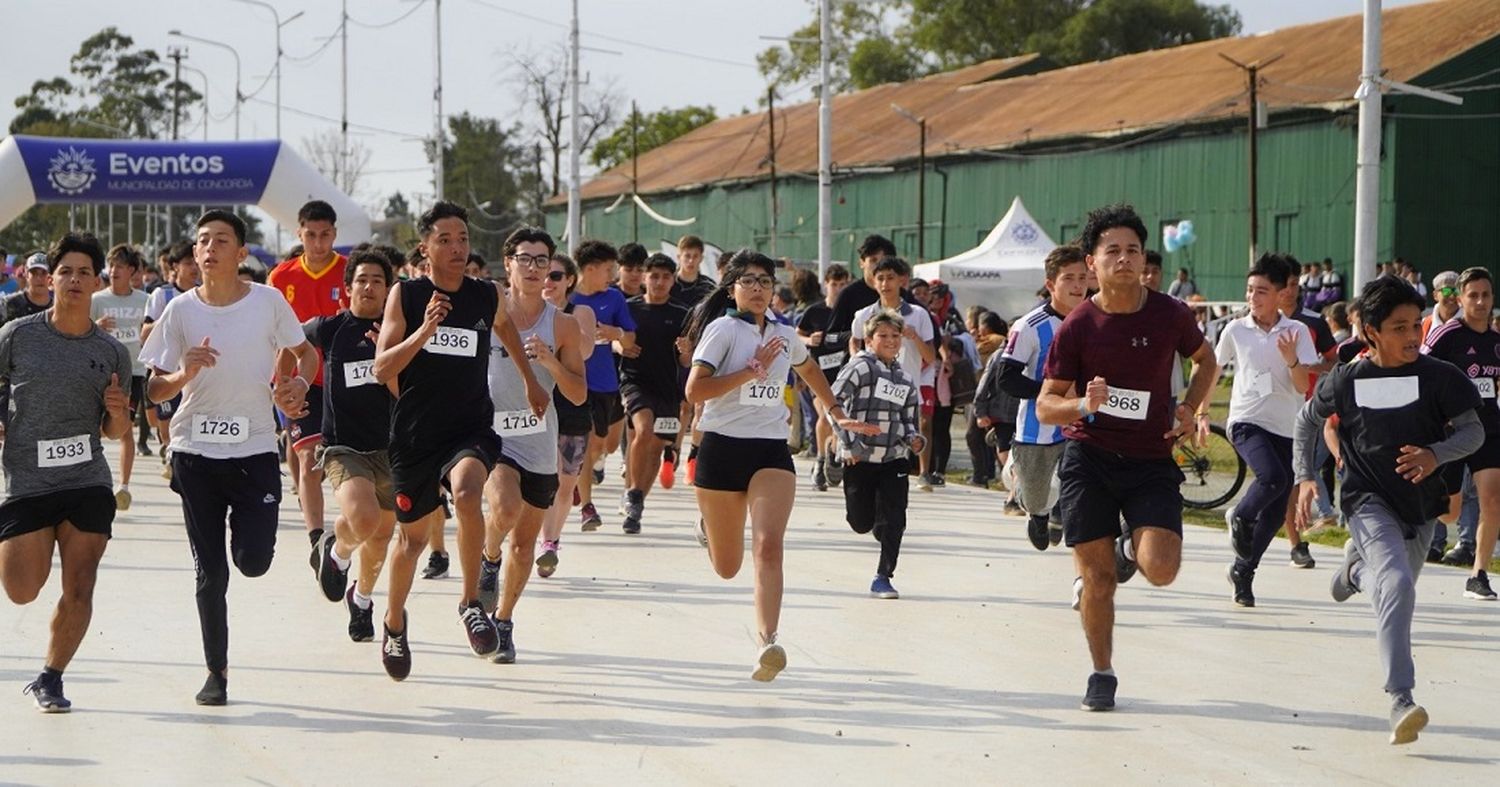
[91,245,150,510]
[850,257,935,485]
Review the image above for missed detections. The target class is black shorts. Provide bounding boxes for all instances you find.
[390,430,503,524]
[156,392,183,420]
[588,390,626,438]
[0,487,116,542]
[621,384,683,439]
[693,432,795,492]
[1465,438,1500,474]
[990,421,1016,452]
[285,384,325,451]
[129,375,146,414]
[496,454,561,510]
[1057,440,1184,547]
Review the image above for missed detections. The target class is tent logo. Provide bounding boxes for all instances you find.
[1011,220,1039,245]
[47,146,97,195]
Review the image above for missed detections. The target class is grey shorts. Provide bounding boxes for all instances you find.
[1010,441,1066,518]
[557,433,588,477]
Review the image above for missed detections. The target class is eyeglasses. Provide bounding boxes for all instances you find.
[1438,287,1457,297]
[546,270,566,282]
[735,274,776,290]
[509,253,551,270]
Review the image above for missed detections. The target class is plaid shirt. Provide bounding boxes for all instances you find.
[830,350,921,464]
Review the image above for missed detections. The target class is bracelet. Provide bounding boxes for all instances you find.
[745,358,767,381]
[1076,399,1091,418]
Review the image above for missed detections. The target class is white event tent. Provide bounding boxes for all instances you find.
[913,197,1055,321]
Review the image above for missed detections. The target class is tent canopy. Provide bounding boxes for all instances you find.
[913,196,1055,322]
[0,135,371,245]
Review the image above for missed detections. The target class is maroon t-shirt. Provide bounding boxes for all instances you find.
[1043,289,1206,459]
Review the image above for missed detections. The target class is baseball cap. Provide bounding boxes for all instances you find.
[1433,270,1459,290]
[25,252,48,272]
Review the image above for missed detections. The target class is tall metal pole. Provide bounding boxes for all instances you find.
[182,64,211,141]
[1353,0,1383,295]
[767,86,778,258]
[631,100,639,243]
[566,0,582,248]
[1247,64,1259,262]
[341,0,349,193]
[169,48,185,140]
[433,0,445,201]
[916,118,926,263]
[817,0,832,278]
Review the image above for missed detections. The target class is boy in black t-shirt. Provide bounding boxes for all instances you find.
[618,254,690,533]
[1294,276,1483,746]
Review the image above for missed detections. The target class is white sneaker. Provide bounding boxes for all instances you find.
[751,640,787,682]
[694,518,709,548]
[114,486,132,511]
[1071,576,1084,611]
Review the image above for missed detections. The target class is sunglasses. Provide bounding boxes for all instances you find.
[546,271,566,282]
[1438,287,1457,297]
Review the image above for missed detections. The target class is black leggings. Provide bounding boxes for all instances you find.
[171,452,283,673]
[843,457,910,578]
[965,418,996,481]
[930,405,954,475]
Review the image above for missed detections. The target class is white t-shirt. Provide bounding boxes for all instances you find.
[1214,313,1320,438]
[691,314,809,440]
[138,283,306,459]
[851,301,934,389]
[91,288,149,376]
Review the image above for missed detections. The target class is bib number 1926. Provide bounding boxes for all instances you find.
[38,435,91,468]
[192,415,250,444]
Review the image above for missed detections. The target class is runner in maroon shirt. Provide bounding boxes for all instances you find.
[1038,204,1218,712]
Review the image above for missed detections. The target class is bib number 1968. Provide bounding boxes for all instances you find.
[1098,386,1150,421]
[193,415,250,444]
[38,435,91,468]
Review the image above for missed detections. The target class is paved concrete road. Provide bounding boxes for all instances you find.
[2,454,1496,785]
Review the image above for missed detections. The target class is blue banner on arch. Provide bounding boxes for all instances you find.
[13,136,280,204]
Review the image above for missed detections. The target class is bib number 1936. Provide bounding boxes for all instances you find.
[424,326,477,357]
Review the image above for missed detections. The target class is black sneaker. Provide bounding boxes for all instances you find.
[1081,672,1117,711]
[195,672,227,706]
[460,600,500,658]
[1026,513,1050,551]
[1114,533,1138,585]
[1426,543,1445,564]
[492,616,517,664]
[421,550,450,580]
[1465,570,1497,601]
[1441,542,1476,567]
[138,441,153,457]
[824,457,845,488]
[811,460,827,492]
[1228,564,1256,607]
[1226,508,1253,562]
[346,583,374,642]
[382,613,412,681]
[478,556,502,614]
[623,490,644,534]
[22,672,70,713]
[1289,543,1316,569]
[1389,694,1429,745]
[931,474,946,487]
[315,532,348,603]
[1048,521,1064,546]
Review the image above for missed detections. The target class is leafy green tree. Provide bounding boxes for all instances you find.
[755,1,896,93]
[907,0,1082,68]
[429,112,537,260]
[590,105,718,171]
[1041,0,1241,64]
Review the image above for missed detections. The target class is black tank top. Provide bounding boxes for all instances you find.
[554,302,593,436]
[391,276,497,450]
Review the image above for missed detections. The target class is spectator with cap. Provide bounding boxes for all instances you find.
[1,252,53,325]
[1420,271,1461,342]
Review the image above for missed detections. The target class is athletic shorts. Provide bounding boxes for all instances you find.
[390,430,503,524]
[285,384,325,451]
[621,384,683,439]
[321,446,396,512]
[0,486,116,543]
[693,432,795,492]
[988,422,1016,452]
[496,453,561,510]
[156,392,182,420]
[1464,438,1500,474]
[920,385,936,418]
[588,390,626,438]
[129,375,146,414]
[1057,440,1184,547]
[1010,441,1066,518]
[557,434,588,476]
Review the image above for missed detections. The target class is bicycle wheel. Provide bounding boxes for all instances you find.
[1177,423,1246,510]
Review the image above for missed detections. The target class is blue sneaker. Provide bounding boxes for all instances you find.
[870,575,900,599]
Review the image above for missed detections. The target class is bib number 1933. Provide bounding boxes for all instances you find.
[37,435,91,468]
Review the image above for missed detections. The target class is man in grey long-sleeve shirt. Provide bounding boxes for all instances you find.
[1291,276,1483,746]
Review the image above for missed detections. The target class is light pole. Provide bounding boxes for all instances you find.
[168,30,242,139]
[180,64,212,141]
[233,0,304,140]
[818,0,832,278]
[891,103,926,264]
[565,0,580,249]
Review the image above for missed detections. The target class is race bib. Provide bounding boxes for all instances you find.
[1354,376,1419,410]
[114,325,140,343]
[1099,386,1150,421]
[344,359,377,387]
[653,416,681,433]
[1474,377,1496,399]
[874,378,911,406]
[424,326,478,357]
[1244,370,1273,399]
[739,380,784,408]
[192,415,250,444]
[818,351,847,370]
[494,409,546,437]
[37,434,91,468]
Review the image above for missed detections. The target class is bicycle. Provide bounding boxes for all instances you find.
[1176,422,1245,509]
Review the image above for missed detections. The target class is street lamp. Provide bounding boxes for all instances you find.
[169,30,242,139]
[232,0,304,140]
[179,64,212,141]
[891,103,927,264]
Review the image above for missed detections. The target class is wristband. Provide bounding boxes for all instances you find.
[745,358,768,381]
[1077,399,1091,418]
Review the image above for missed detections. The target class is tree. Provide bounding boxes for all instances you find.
[905,0,1082,69]
[300,129,373,199]
[589,105,718,171]
[427,112,537,260]
[384,192,412,221]
[755,1,899,94]
[1041,0,1242,65]
[510,45,621,198]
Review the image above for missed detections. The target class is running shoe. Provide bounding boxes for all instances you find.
[915,474,934,492]
[1442,542,1476,567]
[811,460,827,492]
[1228,564,1255,608]
[160,461,173,481]
[22,672,70,713]
[695,518,709,548]
[1389,694,1429,745]
[1081,672,1117,711]
[460,600,500,658]
[1048,521,1064,547]
[1303,514,1339,537]
[114,485,132,512]
[1070,576,1084,611]
[315,533,348,603]
[1226,507,1253,562]
[1331,538,1362,603]
[1465,570,1497,601]
[195,672,228,706]
[536,540,560,578]
[592,457,605,485]
[1426,542,1446,564]
[751,639,787,682]
[1026,513,1050,552]
[345,584,374,642]
[660,454,676,489]
[382,613,412,681]
[478,555,502,614]
[580,502,602,532]
[870,575,900,599]
[1114,532,1138,585]
[491,617,517,664]
[421,550,450,580]
[823,455,843,488]
[139,441,153,457]
[1289,543,1316,569]
[623,490,645,534]
[1002,499,1025,518]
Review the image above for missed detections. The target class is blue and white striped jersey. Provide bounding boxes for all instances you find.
[1001,302,1065,445]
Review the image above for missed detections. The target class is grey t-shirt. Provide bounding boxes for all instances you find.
[0,312,132,502]
[91,288,149,376]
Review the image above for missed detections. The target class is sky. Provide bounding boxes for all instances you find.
[2,0,1430,247]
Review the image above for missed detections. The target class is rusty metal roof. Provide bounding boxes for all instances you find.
[572,0,1500,204]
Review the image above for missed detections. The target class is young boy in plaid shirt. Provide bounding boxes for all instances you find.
[831,309,925,599]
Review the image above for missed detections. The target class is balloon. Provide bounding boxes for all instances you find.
[1177,219,1194,235]
[1177,220,1197,247]
[1164,234,1182,253]
[1164,225,1179,241]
